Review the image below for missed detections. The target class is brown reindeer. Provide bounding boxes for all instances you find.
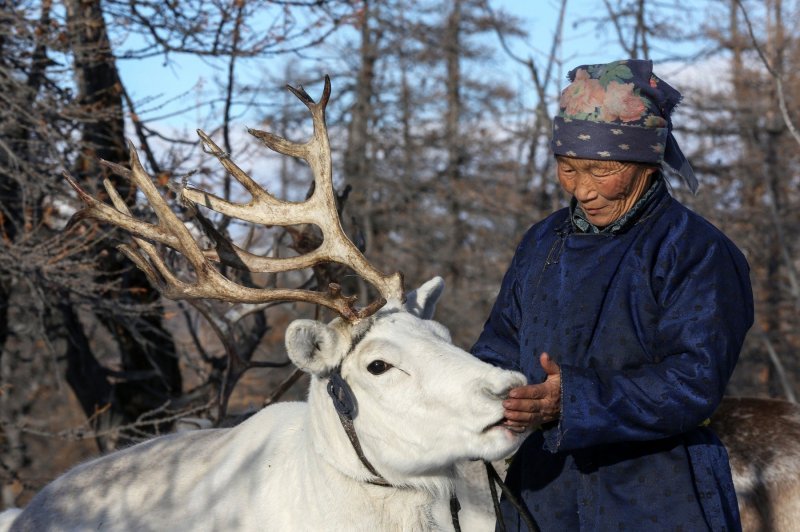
[711,397,800,532]
[455,396,800,532]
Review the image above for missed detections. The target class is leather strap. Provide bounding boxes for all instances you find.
[328,368,461,530]
[335,410,392,487]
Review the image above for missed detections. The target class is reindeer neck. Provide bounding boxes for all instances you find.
[305,377,454,497]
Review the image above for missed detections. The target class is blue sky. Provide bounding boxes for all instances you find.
[116,0,705,134]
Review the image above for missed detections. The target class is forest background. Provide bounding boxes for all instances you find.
[1,0,798,508]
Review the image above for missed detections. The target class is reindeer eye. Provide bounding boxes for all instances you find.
[367,360,392,375]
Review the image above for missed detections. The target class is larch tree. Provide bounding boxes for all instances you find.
[0,0,356,507]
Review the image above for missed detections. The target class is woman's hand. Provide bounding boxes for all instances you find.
[502,353,561,433]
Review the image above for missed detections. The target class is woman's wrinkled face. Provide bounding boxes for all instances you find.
[556,156,657,228]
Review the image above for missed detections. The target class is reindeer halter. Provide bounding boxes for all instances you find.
[327,365,392,487]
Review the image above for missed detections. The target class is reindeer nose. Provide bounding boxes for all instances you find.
[485,385,512,401]
[482,370,526,399]
[482,379,515,400]
[481,386,502,400]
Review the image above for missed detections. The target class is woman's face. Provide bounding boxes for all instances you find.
[556,156,657,228]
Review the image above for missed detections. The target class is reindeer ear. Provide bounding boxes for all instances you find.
[285,320,344,376]
[404,276,445,319]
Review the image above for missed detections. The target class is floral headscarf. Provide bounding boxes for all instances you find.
[551,59,697,193]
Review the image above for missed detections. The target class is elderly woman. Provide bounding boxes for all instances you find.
[472,60,753,530]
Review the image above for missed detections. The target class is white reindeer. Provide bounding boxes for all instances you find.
[2,278,527,531]
[0,76,527,531]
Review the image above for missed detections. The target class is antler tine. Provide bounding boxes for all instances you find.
[285,74,331,111]
[181,131,306,225]
[124,141,209,268]
[99,159,132,179]
[64,171,181,248]
[253,76,330,161]
[246,128,306,160]
[196,130,270,200]
[68,147,215,289]
[101,177,186,294]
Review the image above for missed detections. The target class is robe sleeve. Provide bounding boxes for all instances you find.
[543,233,754,452]
[470,247,523,372]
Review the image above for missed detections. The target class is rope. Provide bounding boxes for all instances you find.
[484,461,540,532]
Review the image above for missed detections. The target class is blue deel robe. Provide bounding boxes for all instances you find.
[471,182,753,531]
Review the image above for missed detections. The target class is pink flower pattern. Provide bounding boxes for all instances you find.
[560,69,605,116]
[599,81,646,122]
[558,67,656,124]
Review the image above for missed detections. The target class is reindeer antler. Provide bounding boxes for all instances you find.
[65,75,404,321]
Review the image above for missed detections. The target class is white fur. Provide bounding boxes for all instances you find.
[453,460,508,531]
[0,511,20,531]
[3,277,526,532]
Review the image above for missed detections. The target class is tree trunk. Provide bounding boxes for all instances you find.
[64,0,181,446]
[344,0,380,301]
[444,0,465,289]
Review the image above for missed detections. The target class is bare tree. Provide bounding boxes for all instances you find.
[675,0,800,398]
[0,0,356,508]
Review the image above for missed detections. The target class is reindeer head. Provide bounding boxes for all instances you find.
[286,277,527,488]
